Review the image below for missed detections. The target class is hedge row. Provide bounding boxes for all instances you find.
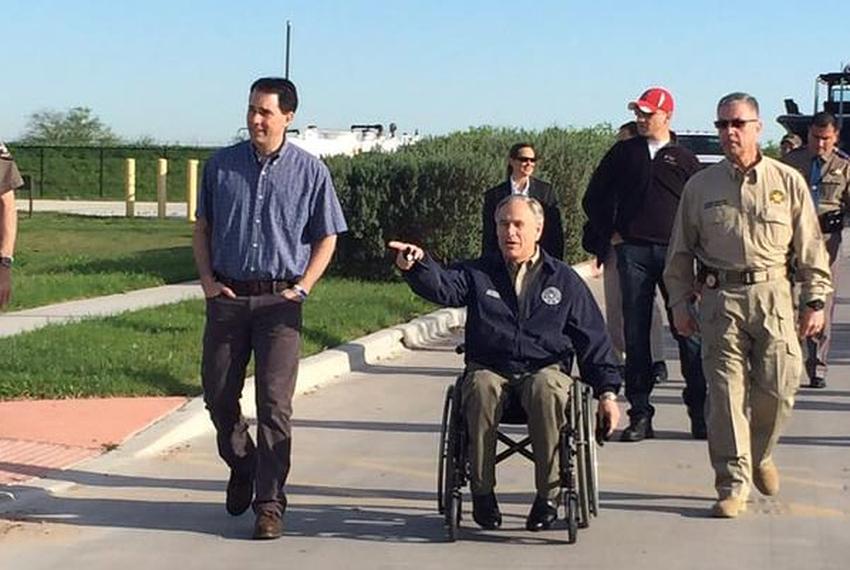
[327,125,615,277]
[10,126,616,279]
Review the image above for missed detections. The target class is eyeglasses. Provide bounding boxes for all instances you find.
[713,118,758,130]
[513,157,537,163]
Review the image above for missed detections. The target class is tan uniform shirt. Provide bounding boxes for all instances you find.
[0,142,23,194]
[665,155,832,306]
[781,147,850,215]
[507,247,543,304]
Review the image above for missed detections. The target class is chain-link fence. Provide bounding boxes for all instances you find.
[8,145,219,201]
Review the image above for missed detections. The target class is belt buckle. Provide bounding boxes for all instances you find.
[741,271,760,285]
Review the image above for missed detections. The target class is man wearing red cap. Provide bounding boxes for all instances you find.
[582,87,706,442]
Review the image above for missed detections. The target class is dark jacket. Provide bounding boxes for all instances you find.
[403,251,622,397]
[482,178,565,260]
[582,136,700,259]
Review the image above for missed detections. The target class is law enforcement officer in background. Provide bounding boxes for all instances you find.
[0,141,21,310]
[781,112,850,388]
[779,133,802,157]
[665,92,831,518]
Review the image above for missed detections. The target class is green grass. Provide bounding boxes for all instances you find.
[10,213,196,310]
[0,278,434,400]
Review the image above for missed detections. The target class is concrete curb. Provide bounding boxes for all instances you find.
[131,306,466,458]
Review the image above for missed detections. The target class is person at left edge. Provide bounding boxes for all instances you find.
[481,142,565,259]
[193,77,348,540]
[389,195,621,532]
[0,141,21,310]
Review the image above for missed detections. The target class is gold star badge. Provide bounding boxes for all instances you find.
[769,190,785,204]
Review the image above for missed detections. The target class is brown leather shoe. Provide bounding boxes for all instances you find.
[711,496,747,518]
[253,511,283,540]
[753,461,780,496]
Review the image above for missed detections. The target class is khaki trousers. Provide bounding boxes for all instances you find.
[462,363,571,500]
[699,281,801,500]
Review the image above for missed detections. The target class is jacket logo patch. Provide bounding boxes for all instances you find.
[769,190,785,204]
[485,289,501,299]
[541,287,562,306]
[662,154,678,166]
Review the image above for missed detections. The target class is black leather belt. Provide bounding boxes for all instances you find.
[699,265,789,289]
[216,275,291,296]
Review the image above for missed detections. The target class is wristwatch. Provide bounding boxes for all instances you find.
[805,299,825,311]
[0,256,13,269]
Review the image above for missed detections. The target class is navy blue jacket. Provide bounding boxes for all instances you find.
[403,251,622,397]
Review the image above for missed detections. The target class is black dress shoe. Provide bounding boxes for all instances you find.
[253,511,283,540]
[620,416,655,442]
[809,376,826,389]
[526,497,558,531]
[472,492,502,529]
[225,469,254,516]
[690,416,707,440]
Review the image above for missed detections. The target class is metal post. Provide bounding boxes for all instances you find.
[157,158,168,219]
[99,147,105,198]
[38,147,44,198]
[125,158,136,218]
[285,20,291,79]
[186,159,199,222]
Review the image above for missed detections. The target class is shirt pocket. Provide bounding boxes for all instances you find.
[757,205,793,250]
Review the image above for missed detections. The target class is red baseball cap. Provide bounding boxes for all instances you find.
[628,87,674,114]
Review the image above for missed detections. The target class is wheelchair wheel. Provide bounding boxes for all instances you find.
[563,491,578,544]
[582,385,600,517]
[571,386,591,529]
[446,491,461,542]
[437,384,454,514]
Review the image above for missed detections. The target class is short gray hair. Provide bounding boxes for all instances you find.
[717,92,760,116]
[494,195,545,226]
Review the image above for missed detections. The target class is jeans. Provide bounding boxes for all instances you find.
[616,242,706,419]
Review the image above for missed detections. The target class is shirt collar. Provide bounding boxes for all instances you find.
[723,152,764,184]
[506,246,541,274]
[251,139,286,164]
[510,176,531,195]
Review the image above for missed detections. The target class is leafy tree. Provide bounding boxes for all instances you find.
[21,107,120,145]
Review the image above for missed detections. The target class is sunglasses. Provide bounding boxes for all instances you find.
[713,118,758,130]
[513,157,537,163]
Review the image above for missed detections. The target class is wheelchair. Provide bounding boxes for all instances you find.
[436,371,600,543]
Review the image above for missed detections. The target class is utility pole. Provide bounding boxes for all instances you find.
[285,20,292,79]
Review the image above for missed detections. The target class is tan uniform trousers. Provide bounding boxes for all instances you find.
[699,280,801,500]
[462,363,571,500]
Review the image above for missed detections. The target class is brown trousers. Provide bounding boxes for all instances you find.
[202,294,301,516]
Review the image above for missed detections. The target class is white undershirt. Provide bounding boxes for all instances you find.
[510,176,530,195]
[647,137,670,160]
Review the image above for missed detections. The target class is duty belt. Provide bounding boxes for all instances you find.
[699,265,789,289]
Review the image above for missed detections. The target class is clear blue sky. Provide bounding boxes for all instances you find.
[2,0,844,145]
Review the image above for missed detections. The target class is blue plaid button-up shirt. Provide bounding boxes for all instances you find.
[197,140,347,281]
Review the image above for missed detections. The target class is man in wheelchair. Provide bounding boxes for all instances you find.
[389,195,622,532]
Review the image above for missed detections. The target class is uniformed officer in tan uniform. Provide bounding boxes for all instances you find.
[664,93,832,518]
[0,141,21,310]
[781,112,850,388]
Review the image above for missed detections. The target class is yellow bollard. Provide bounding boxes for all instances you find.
[186,159,199,222]
[157,158,168,219]
[125,158,136,218]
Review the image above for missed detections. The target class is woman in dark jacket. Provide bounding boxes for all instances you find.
[481,142,564,259]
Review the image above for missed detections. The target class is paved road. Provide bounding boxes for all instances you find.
[1,243,848,569]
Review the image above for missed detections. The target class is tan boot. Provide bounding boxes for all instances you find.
[753,461,780,496]
[711,496,748,518]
